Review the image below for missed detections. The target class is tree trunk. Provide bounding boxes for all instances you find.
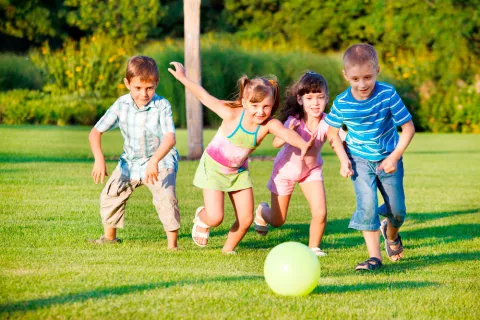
[184,0,203,159]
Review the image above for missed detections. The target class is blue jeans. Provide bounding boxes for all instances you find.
[348,154,406,231]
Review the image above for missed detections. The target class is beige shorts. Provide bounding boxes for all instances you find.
[100,169,180,231]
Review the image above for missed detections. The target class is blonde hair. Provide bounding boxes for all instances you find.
[343,43,379,69]
[227,75,280,116]
[125,56,159,83]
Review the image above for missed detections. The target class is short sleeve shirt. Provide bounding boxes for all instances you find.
[325,82,412,161]
[95,93,179,180]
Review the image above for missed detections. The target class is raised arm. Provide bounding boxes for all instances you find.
[168,62,234,120]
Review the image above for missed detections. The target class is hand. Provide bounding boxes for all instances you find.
[299,132,316,160]
[145,160,159,184]
[167,62,187,81]
[378,155,398,174]
[289,119,300,131]
[340,160,354,178]
[91,159,108,184]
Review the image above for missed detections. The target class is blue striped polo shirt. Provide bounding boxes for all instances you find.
[95,93,179,180]
[325,82,412,161]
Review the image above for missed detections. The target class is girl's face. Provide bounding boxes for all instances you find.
[297,91,327,119]
[242,93,275,124]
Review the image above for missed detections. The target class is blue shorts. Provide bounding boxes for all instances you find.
[348,154,406,231]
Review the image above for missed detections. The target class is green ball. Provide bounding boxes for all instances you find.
[264,242,320,296]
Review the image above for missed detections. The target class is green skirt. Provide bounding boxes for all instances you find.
[193,152,253,192]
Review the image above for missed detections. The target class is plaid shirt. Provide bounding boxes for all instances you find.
[95,93,179,180]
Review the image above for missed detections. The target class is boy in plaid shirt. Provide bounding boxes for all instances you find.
[89,56,180,249]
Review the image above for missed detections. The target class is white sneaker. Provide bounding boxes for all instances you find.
[311,247,327,257]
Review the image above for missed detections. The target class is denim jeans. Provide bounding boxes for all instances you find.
[348,154,406,231]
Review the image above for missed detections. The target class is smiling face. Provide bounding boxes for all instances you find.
[343,63,379,101]
[124,76,158,108]
[297,91,327,119]
[242,91,275,125]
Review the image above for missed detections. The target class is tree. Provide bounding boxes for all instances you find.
[184,0,203,159]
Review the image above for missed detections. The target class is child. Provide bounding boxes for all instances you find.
[326,43,415,271]
[89,56,181,249]
[254,71,345,257]
[168,62,314,254]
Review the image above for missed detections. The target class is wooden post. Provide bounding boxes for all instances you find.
[184,0,203,159]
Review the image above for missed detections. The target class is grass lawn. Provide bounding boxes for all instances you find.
[0,125,479,319]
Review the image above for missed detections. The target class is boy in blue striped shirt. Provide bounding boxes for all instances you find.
[326,44,415,271]
[89,56,180,249]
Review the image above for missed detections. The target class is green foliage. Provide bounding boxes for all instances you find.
[0,89,111,125]
[0,0,61,42]
[0,53,43,91]
[63,0,162,42]
[29,34,135,98]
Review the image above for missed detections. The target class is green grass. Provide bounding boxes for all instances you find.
[0,126,479,319]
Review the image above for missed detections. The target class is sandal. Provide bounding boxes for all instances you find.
[89,235,122,244]
[310,247,327,257]
[355,257,383,271]
[380,219,404,261]
[254,202,269,236]
[192,206,210,247]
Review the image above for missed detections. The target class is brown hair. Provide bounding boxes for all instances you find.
[125,55,159,83]
[227,75,280,117]
[343,43,379,69]
[277,71,329,123]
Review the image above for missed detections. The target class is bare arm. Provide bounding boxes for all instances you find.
[378,120,415,173]
[272,118,300,148]
[327,126,353,178]
[89,128,108,184]
[145,133,176,184]
[168,62,234,120]
[267,119,314,159]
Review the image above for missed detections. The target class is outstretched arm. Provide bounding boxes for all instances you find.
[89,128,108,184]
[378,120,415,173]
[267,119,314,160]
[327,126,353,178]
[168,62,234,120]
[272,118,300,148]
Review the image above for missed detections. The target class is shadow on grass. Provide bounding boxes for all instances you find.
[385,251,480,272]
[0,275,262,314]
[0,155,112,163]
[408,208,479,223]
[313,280,436,294]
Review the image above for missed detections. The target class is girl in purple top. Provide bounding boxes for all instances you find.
[255,71,345,256]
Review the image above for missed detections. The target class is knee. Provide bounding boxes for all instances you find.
[203,209,224,227]
[311,211,327,224]
[270,218,286,228]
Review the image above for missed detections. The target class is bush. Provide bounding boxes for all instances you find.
[0,54,44,91]
[0,90,112,125]
[29,34,135,98]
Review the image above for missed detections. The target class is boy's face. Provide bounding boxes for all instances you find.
[297,91,327,119]
[124,76,158,108]
[342,63,379,100]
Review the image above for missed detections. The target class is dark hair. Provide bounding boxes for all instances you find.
[343,43,379,69]
[277,71,329,123]
[227,75,280,118]
[125,55,159,83]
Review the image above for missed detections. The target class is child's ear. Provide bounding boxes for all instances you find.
[123,78,130,89]
[296,95,303,106]
[342,70,349,82]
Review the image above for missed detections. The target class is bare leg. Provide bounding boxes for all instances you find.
[193,189,225,246]
[104,226,117,240]
[257,193,292,227]
[166,230,178,249]
[223,188,254,253]
[363,230,382,261]
[299,181,327,248]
